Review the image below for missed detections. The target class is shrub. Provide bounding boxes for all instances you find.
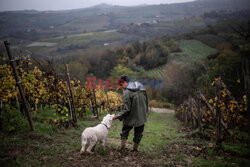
[1,105,28,132]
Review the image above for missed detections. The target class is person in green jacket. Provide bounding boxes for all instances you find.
[113,75,148,151]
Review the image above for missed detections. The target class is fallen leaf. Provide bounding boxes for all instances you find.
[195,147,202,151]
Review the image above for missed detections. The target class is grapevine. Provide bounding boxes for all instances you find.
[0,55,123,127]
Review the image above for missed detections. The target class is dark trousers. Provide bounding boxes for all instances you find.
[120,124,144,144]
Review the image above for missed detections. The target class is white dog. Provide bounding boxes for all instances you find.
[80,114,115,154]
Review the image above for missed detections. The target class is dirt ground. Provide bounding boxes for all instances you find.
[150,107,175,114]
[55,148,156,167]
[1,109,249,167]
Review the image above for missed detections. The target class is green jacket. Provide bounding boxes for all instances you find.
[116,82,148,127]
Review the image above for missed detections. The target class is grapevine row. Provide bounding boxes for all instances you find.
[0,54,122,125]
[175,78,247,142]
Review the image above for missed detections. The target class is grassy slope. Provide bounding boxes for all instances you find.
[169,39,217,63]
[1,111,249,166]
[146,39,217,79]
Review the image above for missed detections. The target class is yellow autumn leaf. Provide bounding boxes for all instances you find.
[209,99,213,103]
[237,78,240,83]
[221,89,227,97]
[220,106,226,110]
[243,95,246,103]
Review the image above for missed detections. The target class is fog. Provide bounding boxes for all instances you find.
[0,0,195,11]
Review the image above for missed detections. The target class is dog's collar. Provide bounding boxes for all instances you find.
[101,123,109,129]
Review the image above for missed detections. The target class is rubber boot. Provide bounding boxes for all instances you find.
[133,143,139,152]
[120,139,126,149]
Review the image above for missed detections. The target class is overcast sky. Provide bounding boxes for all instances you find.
[0,0,195,11]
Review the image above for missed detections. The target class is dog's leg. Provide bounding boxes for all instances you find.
[92,143,97,151]
[80,146,85,154]
[100,140,106,151]
[86,138,97,154]
[80,136,87,154]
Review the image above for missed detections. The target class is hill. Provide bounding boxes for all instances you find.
[0,0,250,40]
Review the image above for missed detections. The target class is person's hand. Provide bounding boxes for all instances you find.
[113,116,117,120]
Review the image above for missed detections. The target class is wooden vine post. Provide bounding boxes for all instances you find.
[67,96,73,120]
[184,104,187,122]
[90,74,98,118]
[187,103,191,123]
[104,85,111,113]
[196,88,202,131]
[0,101,2,130]
[189,97,195,128]
[4,41,34,131]
[184,103,188,123]
[65,64,77,123]
[215,80,222,145]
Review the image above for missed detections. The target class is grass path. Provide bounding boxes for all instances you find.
[1,111,250,166]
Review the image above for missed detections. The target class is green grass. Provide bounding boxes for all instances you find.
[108,112,182,154]
[222,142,250,157]
[169,39,217,63]
[197,156,250,167]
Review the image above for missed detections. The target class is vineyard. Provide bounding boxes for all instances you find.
[0,42,122,131]
[147,66,164,79]
[175,78,248,144]
[168,40,217,63]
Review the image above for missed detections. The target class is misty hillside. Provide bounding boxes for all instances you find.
[0,0,250,40]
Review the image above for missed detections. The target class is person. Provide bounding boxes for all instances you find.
[113,75,148,151]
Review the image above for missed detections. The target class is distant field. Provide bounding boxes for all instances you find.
[26,30,125,57]
[169,40,217,63]
[26,42,58,47]
[41,30,124,48]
